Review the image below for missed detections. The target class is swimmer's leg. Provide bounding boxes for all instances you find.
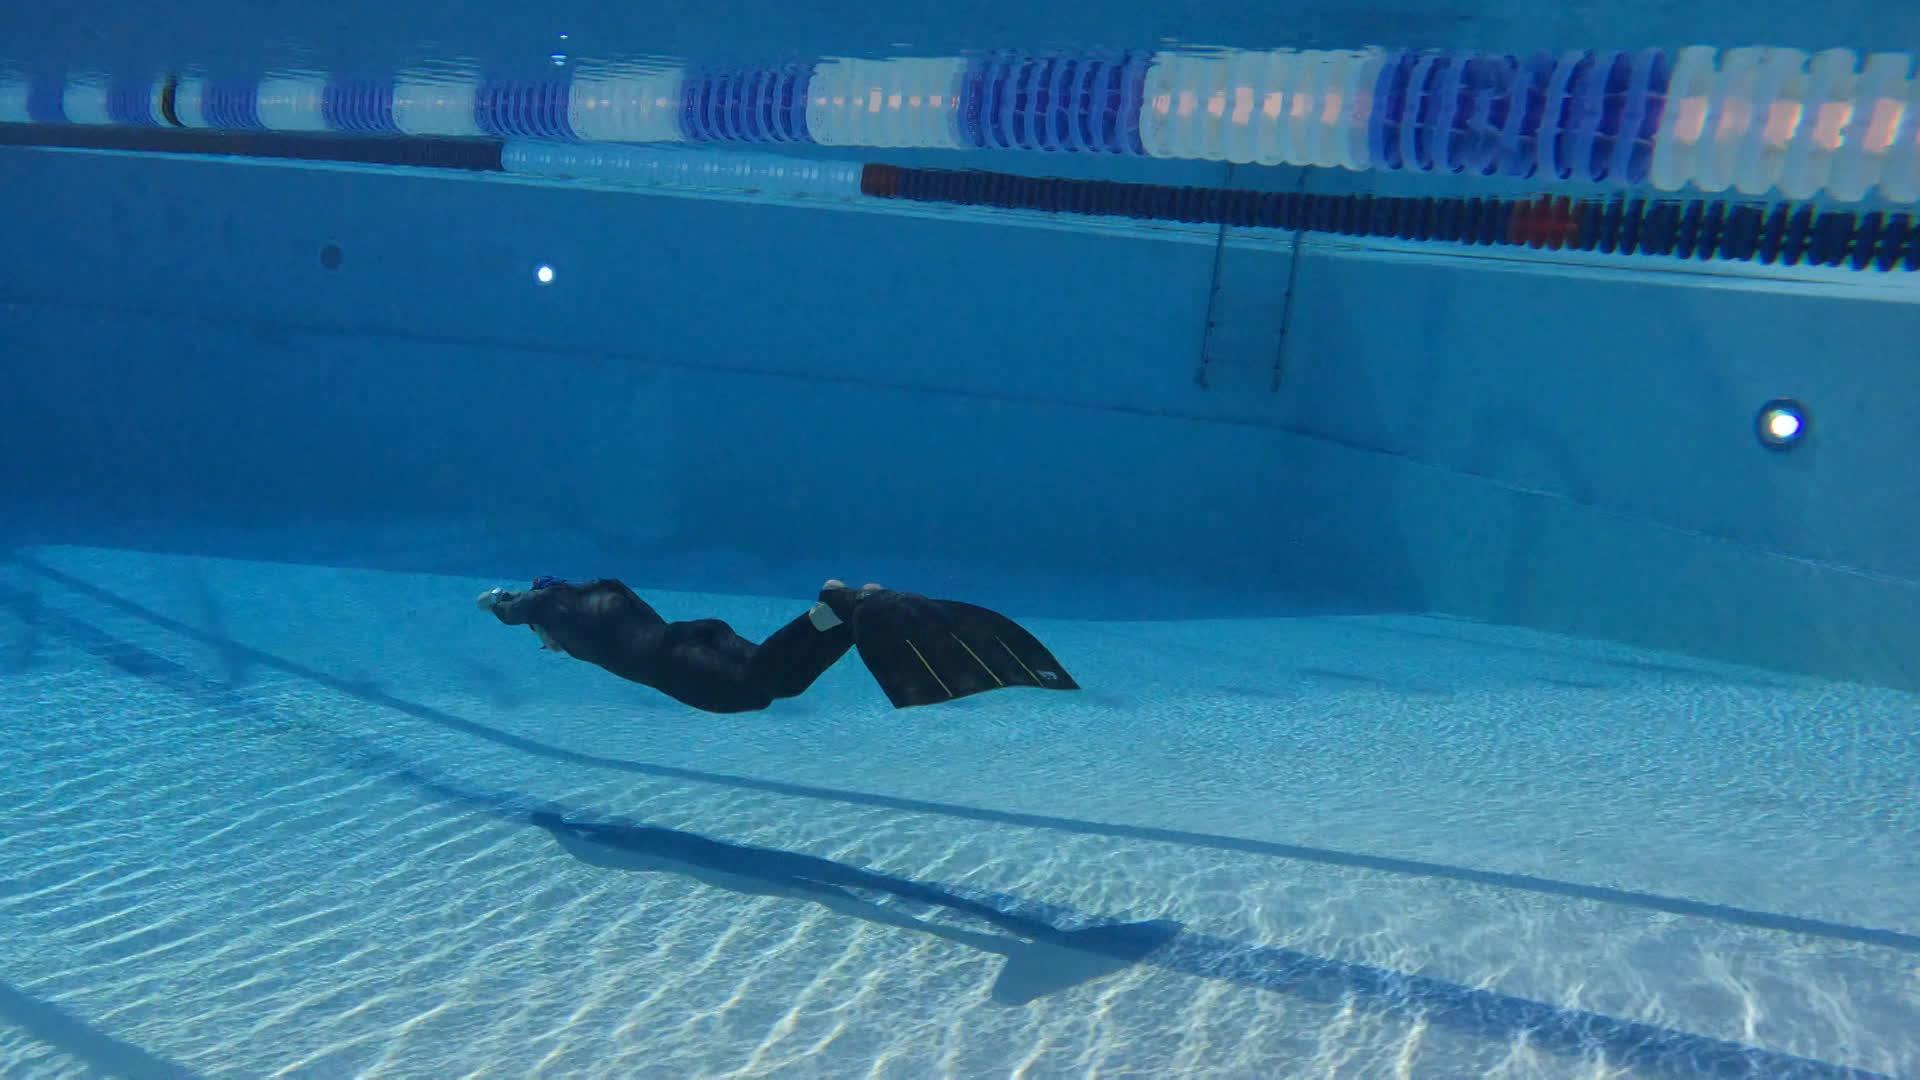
[743,580,878,700]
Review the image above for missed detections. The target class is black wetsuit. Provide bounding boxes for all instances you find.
[485,579,860,714]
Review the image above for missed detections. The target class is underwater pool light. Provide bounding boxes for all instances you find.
[1755,398,1808,450]
[534,263,555,285]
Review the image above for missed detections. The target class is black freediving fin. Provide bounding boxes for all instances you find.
[849,591,1079,709]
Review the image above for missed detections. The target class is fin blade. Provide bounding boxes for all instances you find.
[852,593,1078,708]
[853,629,955,708]
[940,600,1080,692]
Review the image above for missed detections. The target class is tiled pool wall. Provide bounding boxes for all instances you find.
[0,146,1912,689]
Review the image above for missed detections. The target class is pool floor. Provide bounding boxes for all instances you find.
[1,539,1916,1078]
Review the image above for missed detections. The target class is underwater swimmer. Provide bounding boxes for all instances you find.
[478,576,1078,713]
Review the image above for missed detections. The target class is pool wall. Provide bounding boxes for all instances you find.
[0,147,1913,688]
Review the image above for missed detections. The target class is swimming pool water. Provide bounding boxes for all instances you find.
[2,521,1915,1078]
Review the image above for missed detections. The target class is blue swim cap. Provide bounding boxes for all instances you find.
[532,575,565,590]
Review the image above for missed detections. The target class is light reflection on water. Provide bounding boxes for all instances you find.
[4,1,1912,92]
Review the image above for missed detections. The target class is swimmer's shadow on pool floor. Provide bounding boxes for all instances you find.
[530,812,1182,1006]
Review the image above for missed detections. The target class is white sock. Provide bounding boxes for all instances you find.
[807,601,843,631]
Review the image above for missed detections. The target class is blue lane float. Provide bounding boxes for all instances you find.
[474,80,575,141]
[1540,49,1671,185]
[105,78,160,127]
[200,79,264,130]
[1366,48,1671,185]
[323,80,399,135]
[679,66,813,144]
[0,42,1914,203]
[26,75,67,124]
[958,51,1150,155]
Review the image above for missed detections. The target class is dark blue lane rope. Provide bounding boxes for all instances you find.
[860,163,1920,272]
[0,115,505,171]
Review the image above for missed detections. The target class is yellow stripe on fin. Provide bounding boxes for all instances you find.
[949,633,1004,687]
[995,636,1041,684]
[905,638,953,699]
